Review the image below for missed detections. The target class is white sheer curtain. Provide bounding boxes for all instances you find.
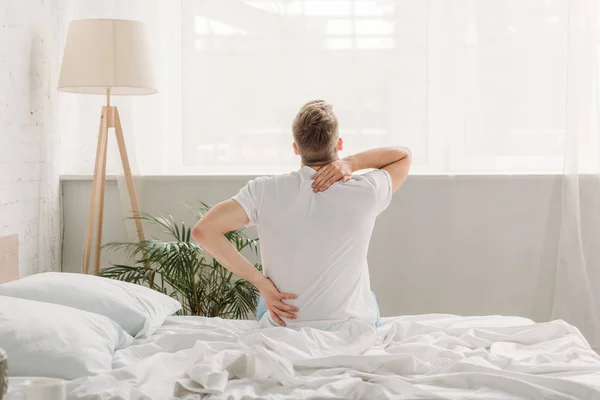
[552,0,600,347]
[175,0,596,175]
[59,0,600,347]
[62,0,598,176]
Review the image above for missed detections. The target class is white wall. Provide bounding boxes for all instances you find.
[0,0,61,276]
[62,175,596,323]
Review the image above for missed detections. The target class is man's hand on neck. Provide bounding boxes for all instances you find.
[310,147,411,193]
[310,159,354,192]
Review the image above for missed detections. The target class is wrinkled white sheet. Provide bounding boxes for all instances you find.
[64,315,600,400]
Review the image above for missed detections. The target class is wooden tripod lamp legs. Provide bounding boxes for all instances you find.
[82,105,146,275]
[82,107,107,275]
[114,108,146,245]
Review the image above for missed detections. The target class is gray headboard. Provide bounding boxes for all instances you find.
[0,234,19,283]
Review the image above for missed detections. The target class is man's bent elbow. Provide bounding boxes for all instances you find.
[191,222,209,244]
[401,146,412,162]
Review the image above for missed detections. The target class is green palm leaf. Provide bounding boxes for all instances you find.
[98,203,261,319]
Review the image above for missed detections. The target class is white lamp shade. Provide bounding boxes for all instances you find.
[58,19,157,95]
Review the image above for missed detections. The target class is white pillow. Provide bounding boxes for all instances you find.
[0,272,182,337]
[0,295,132,380]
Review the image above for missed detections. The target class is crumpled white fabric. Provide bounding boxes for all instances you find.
[65,315,600,400]
[173,316,600,399]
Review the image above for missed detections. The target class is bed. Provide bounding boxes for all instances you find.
[61,315,600,399]
[2,236,600,399]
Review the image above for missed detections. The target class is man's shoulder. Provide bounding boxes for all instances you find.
[334,169,389,189]
[350,169,391,187]
[250,170,303,184]
[244,170,303,193]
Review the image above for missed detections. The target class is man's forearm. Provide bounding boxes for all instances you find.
[343,147,411,172]
[191,199,298,326]
[193,229,266,288]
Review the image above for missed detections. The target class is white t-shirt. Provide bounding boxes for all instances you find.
[232,166,392,328]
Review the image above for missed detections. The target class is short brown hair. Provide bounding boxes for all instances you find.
[292,100,339,165]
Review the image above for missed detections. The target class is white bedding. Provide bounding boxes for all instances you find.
[35,315,600,399]
[0,272,182,338]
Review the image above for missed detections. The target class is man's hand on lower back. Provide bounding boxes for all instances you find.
[312,159,354,192]
[256,276,298,327]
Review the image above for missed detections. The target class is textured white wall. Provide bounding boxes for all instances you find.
[0,0,61,276]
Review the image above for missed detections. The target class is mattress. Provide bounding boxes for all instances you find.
[9,314,600,399]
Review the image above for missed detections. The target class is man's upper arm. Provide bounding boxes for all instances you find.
[362,169,393,215]
[197,178,265,233]
[230,178,263,226]
[197,199,249,234]
[382,154,411,193]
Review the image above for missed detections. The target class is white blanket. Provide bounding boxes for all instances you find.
[64,315,600,400]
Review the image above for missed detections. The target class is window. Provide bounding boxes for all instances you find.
[175,0,595,175]
[60,1,599,176]
[182,0,429,174]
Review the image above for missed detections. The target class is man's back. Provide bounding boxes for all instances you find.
[233,166,392,327]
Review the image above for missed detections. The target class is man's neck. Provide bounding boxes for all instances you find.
[301,158,339,171]
[302,163,324,171]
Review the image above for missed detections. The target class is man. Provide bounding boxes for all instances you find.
[192,100,411,328]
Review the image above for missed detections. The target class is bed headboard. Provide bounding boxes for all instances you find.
[0,234,19,283]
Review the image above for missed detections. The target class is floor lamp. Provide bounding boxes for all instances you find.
[58,19,157,274]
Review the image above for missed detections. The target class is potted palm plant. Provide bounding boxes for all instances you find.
[98,203,261,319]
